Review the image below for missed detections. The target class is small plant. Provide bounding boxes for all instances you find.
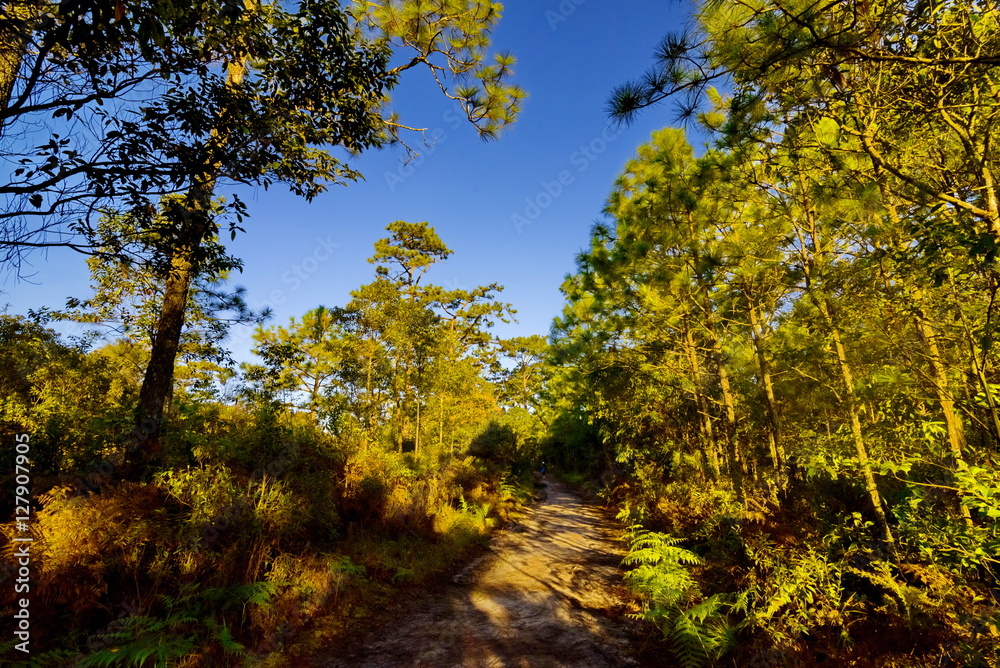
[623,527,742,668]
[79,582,280,667]
[742,537,862,653]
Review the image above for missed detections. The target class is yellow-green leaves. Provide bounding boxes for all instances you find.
[352,0,524,140]
[814,116,840,147]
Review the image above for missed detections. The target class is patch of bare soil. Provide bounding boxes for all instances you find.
[316,479,663,668]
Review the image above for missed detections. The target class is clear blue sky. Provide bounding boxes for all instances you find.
[2,1,700,361]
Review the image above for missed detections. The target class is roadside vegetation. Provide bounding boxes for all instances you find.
[5,0,1000,666]
[545,1,1000,665]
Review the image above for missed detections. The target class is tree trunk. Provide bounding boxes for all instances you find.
[682,318,722,480]
[748,297,786,485]
[132,198,212,468]
[711,328,744,502]
[699,281,744,502]
[814,293,896,553]
[879,183,969,475]
[131,56,248,471]
[913,306,967,465]
[913,304,973,523]
[415,385,421,454]
[793,168,895,554]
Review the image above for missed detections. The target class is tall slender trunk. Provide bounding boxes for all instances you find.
[395,376,404,452]
[708,321,744,501]
[913,306,967,467]
[878,185,969,475]
[791,175,895,553]
[415,392,420,454]
[682,317,722,480]
[947,267,1000,445]
[696,270,743,501]
[875,178,972,522]
[683,209,740,496]
[814,295,894,550]
[980,164,1000,242]
[747,297,786,485]
[913,303,973,523]
[399,355,411,451]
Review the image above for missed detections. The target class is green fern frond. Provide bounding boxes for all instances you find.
[216,623,248,656]
[623,544,703,567]
[0,644,81,668]
[671,609,710,668]
[78,580,281,667]
[622,528,744,667]
[79,633,197,667]
[330,554,366,577]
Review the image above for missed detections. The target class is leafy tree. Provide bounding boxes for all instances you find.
[497,335,550,413]
[251,306,350,415]
[0,314,135,473]
[252,221,513,460]
[118,4,522,469]
[611,0,1000,263]
[0,0,274,263]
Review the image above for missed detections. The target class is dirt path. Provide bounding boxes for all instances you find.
[318,479,653,668]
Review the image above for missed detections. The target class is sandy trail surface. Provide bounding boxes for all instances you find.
[318,478,656,668]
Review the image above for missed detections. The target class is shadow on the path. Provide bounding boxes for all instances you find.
[317,480,662,668]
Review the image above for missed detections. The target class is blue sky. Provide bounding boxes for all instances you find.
[2,1,700,361]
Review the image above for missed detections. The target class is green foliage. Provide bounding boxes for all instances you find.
[0,314,137,473]
[0,642,81,667]
[742,539,861,650]
[251,222,512,461]
[623,528,741,668]
[623,528,702,607]
[79,582,279,667]
[330,555,366,579]
[468,421,517,461]
[553,11,1000,653]
[2,4,528,664]
[3,0,393,265]
[352,0,526,140]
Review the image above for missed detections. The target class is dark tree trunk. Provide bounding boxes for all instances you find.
[130,193,212,472]
[127,54,247,474]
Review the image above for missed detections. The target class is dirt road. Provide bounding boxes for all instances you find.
[319,479,653,668]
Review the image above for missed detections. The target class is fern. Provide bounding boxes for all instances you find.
[203,580,281,610]
[78,581,280,666]
[330,554,366,578]
[744,542,860,648]
[78,614,198,667]
[499,475,525,503]
[215,623,247,657]
[623,527,702,610]
[0,642,81,667]
[622,528,742,668]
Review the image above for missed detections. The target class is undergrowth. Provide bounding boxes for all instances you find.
[0,407,534,666]
[615,472,1000,667]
